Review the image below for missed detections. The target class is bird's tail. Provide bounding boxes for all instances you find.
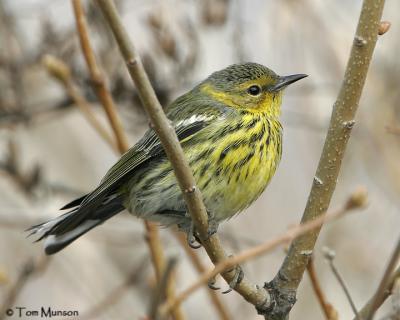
[27,195,124,255]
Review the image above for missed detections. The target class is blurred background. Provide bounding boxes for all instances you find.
[0,0,399,319]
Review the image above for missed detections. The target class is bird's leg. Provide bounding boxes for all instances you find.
[187,220,202,249]
[222,256,244,294]
[206,215,219,239]
[186,211,218,248]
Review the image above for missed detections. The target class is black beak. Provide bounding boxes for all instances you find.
[269,74,308,92]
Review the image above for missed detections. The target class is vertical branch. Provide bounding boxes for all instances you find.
[267,1,386,318]
[71,3,184,319]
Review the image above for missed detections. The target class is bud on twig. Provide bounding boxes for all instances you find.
[41,54,71,83]
[378,21,391,35]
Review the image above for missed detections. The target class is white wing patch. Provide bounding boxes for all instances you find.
[175,114,215,127]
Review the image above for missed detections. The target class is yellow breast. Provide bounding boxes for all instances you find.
[191,113,282,221]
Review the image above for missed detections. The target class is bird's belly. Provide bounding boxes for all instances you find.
[126,117,282,225]
[198,142,280,221]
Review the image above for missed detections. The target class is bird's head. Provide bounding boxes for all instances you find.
[200,62,307,116]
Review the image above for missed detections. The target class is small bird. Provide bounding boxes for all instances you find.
[29,62,307,255]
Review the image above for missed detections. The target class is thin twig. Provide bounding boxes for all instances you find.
[306,255,338,320]
[362,237,400,320]
[148,257,178,320]
[323,248,359,319]
[161,190,366,315]
[357,267,400,320]
[71,2,183,319]
[268,1,386,318]
[144,222,185,320]
[174,232,231,320]
[72,0,128,153]
[0,140,42,196]
[96,0,271,312]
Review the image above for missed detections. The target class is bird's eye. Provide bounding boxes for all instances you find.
[247,85,261,96]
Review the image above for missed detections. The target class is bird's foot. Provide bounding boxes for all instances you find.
[187,221,202,249]
[186,216,219,249]
[205,257,244,294]
[205,217,219,240]
[207,276,220,290]
[222,260,244,294]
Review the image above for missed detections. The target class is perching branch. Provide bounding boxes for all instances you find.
[71,3,183,319]
[266,1,386,318]
[161,189,366,315]
[96,0,271,312]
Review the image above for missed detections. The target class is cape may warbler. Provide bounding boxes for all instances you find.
[29,62,307,254]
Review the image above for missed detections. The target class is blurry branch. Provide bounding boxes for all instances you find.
[0,0,26,116]
[357,267,400,320]
[306,255,338,320]
[72,0,128,153]
[323,247,359,319]
[358,237,400,320]
[144,222,185,320]
[148,257,178,320]
[80,257,148,320]
[147,11,178,61]
[0,1,79,129]
[0,140,41,196]
[174,232,231,320]
[42,55,116,150]
[71,2,183,319]
[386,277,400,319]
[0,256,50,320]
[161,189,367,315]
[145,10,199,97]
[139,224,163,284]
[0,138,84,199]
[0,100,77,129]
[267,1,386,318]
[95,0,271,312]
